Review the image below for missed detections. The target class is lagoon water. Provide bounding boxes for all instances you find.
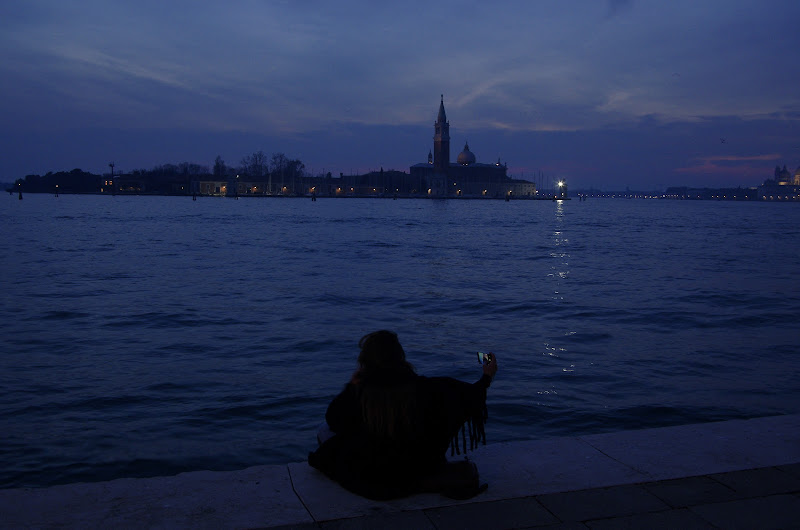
[2,193,799,488]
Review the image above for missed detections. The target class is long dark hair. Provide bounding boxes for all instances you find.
[356,330,417,440]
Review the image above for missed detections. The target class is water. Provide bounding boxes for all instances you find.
[2,194,799,488]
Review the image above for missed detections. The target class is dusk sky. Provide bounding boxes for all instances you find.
[2,0,799,189]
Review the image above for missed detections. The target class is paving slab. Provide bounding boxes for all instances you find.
[423,496,559,530]
[584,507,717,530]
[778,462,800,479]
[688,494,800,530]
[641,475,739,507]
[467,436,648,501]
[318,510,437,530]
[731,414,800,468]
[1,464,311,529]
[536,523,597,530]
[708,466,800,498]
[262,524,320,530]
[536,484,669,522]
[579,415,800,481]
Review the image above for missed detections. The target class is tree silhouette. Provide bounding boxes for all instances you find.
[213,156,227,178]
[240,151,268,178]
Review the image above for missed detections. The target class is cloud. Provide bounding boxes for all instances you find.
[674,153,783,180]
[702,154,783,162]
[607,0,633,17]
[673,161,767,179]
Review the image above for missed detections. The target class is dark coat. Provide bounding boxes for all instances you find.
[308,372,490,499]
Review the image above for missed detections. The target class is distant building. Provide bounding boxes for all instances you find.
[194,180,229,196]
[101,173,147,194]
[410,96,536,198]
[192,178,270,196]
[756,164,800,201]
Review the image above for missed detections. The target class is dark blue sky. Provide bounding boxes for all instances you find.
[2,0,798,189]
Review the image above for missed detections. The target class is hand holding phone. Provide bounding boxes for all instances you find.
[477,351,497,378]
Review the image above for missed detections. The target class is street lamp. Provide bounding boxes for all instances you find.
[556,180,567,199]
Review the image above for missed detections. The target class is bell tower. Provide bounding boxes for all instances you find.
[433,95,450,172]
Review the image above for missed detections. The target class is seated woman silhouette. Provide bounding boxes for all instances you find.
[308,330,497,500]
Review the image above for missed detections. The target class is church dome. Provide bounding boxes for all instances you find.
[457,142,476,165]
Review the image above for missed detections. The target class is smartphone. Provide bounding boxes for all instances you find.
[477,351,490,364]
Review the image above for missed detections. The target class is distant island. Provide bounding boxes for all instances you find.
[5,165,558,200]
[9,162,800,201]
[6,98,800,201]
[7,97,568,200]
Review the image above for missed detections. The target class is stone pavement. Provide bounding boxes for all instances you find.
[2,414,799,529]
[282,463,800,529]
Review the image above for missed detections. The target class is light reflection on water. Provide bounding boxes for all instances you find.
[1,194,799,487]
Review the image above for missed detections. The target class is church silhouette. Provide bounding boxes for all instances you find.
[409,96,535,198]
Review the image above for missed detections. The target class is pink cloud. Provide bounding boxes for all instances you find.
[674,161,766,178]
[674,152,783,178]
[701,153,782,162]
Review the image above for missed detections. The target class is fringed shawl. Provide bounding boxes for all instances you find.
[424,375,489,456]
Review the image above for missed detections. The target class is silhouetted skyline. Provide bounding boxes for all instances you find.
[1,1,799,189]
